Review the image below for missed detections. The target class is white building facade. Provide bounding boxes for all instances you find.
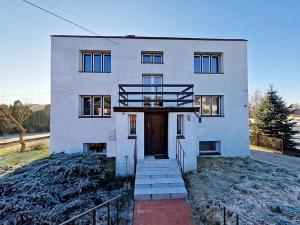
[50,35,249,176]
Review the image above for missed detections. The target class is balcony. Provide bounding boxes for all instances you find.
[114,84,196,112]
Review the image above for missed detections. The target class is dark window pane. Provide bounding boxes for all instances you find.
[83,97,91,115]
[142,54,152,63]
[202,56,210,73]
[194,55,201,73]
[199,141,217,151]
[103,96,111,115]
[86,143,107,155]
[93,97,102,116]
[129,115,136,135]
[153,54,162,63]
[94,54,102,72]
[212,96,220,115]
[177,115,183,135]
[211,56,219,73]
[103,55,111,72]
[83,54,92,72]
[202,96,211,115]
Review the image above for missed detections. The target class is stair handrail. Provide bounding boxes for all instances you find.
[133,138,137,179]
[176,138,186,176]
[217,203,259,225]
[59,191,128,225]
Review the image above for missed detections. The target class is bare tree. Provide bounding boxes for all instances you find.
[0,100,32,152]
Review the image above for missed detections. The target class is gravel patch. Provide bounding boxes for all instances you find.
[186,157,300,225]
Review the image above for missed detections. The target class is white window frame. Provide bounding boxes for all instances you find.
[202,55,211,74]
[92,96,102,117]
[195,95,223,116]
[128,114,137,136]
[93,54,102,73]
[177,114,184,136]
[194,54,201,73]
[102,95,112,116]
[141,52,163,63]
[83,53,93,72]
[103,54,111,73]
[82,96,92,116]
[210,55,219,74]
[153,53,163,63]
[211,96,221,116]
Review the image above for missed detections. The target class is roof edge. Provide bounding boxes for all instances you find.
[50,35,247,42]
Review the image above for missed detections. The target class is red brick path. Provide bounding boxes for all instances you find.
[133,199,195,225]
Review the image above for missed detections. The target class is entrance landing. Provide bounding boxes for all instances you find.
[133,199,195,225]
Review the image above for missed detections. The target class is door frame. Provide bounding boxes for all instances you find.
[144,112,168,157]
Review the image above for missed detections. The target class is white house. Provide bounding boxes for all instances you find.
[50,35,249,179]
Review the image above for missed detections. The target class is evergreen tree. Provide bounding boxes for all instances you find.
[251,85,298,151]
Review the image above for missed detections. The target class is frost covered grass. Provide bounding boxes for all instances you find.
[0,139,49,176]
[186,157,300,225]
[0,153,130,225]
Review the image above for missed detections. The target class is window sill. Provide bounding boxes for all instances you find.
[141,62,164,64]
[79,116,111,118]
[128,135,137,139]
[79,71,111,74]
[194,72,224,75]
[201,115,224,117]
[176,135,185,139]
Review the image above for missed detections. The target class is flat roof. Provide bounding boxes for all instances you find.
[50,34,247,42]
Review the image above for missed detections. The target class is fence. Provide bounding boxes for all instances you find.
[250,134,283,152]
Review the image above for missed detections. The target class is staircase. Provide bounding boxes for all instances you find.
[134,158,187,200]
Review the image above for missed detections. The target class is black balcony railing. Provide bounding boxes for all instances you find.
[118,84,194,107]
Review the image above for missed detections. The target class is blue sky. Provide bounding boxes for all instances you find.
[0,0,299,104]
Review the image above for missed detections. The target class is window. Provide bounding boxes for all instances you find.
[194,53,221,74]
[177,114,184,136]
[128,114,136,136]
[199,141,219,152]
[81,96,111,117]
[143,75,163,107]
[84,143,107,156]
[141,52,163,63]
[194,95,222,116]
[82,52,111,73]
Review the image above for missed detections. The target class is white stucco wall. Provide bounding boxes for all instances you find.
[51,35,249,174]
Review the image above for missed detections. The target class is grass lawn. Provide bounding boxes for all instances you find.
[0,139,49,176]
[186,157,300,225]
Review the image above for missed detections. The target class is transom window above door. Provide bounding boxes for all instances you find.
[141,52,163,64]
[142,75,163,107]
[81,51,111,73]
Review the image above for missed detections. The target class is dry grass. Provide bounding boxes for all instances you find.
[186,157,300,225]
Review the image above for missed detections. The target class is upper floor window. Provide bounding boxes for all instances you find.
[81,52,111,73]
[81,95,111,117]
[194,53,221,74]
[141,52,163,64]
[194,95,222,116]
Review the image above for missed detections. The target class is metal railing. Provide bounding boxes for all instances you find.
[59,192,128,225]
[218,203,259,225]
[176,138,186,176]
[118,84,194,107]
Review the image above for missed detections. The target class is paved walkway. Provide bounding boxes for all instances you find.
[250,149,300,172]
[0,133,49,144]
[134,199,195,225]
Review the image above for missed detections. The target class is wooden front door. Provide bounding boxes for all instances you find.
[144,113,168,157]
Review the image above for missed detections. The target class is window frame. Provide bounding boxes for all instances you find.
[80,95,111,118]
[177,114,184,136]
[81,51,111,73]
[194,95,223,117]
[128,114,137,137]
[194,53,222,74]
[141,52,164,64]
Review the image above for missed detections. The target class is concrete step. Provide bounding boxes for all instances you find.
[136,170,181,179]
[137,161,178,168]
[135,177,184,188]
[134,186,188,200]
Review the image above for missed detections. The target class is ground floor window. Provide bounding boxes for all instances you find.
[83,143,107,156]
[199,141,220,154]
[194,95,223,116]
[128,114,137,136]
[80,95,111,117]
[177,114,184,136]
